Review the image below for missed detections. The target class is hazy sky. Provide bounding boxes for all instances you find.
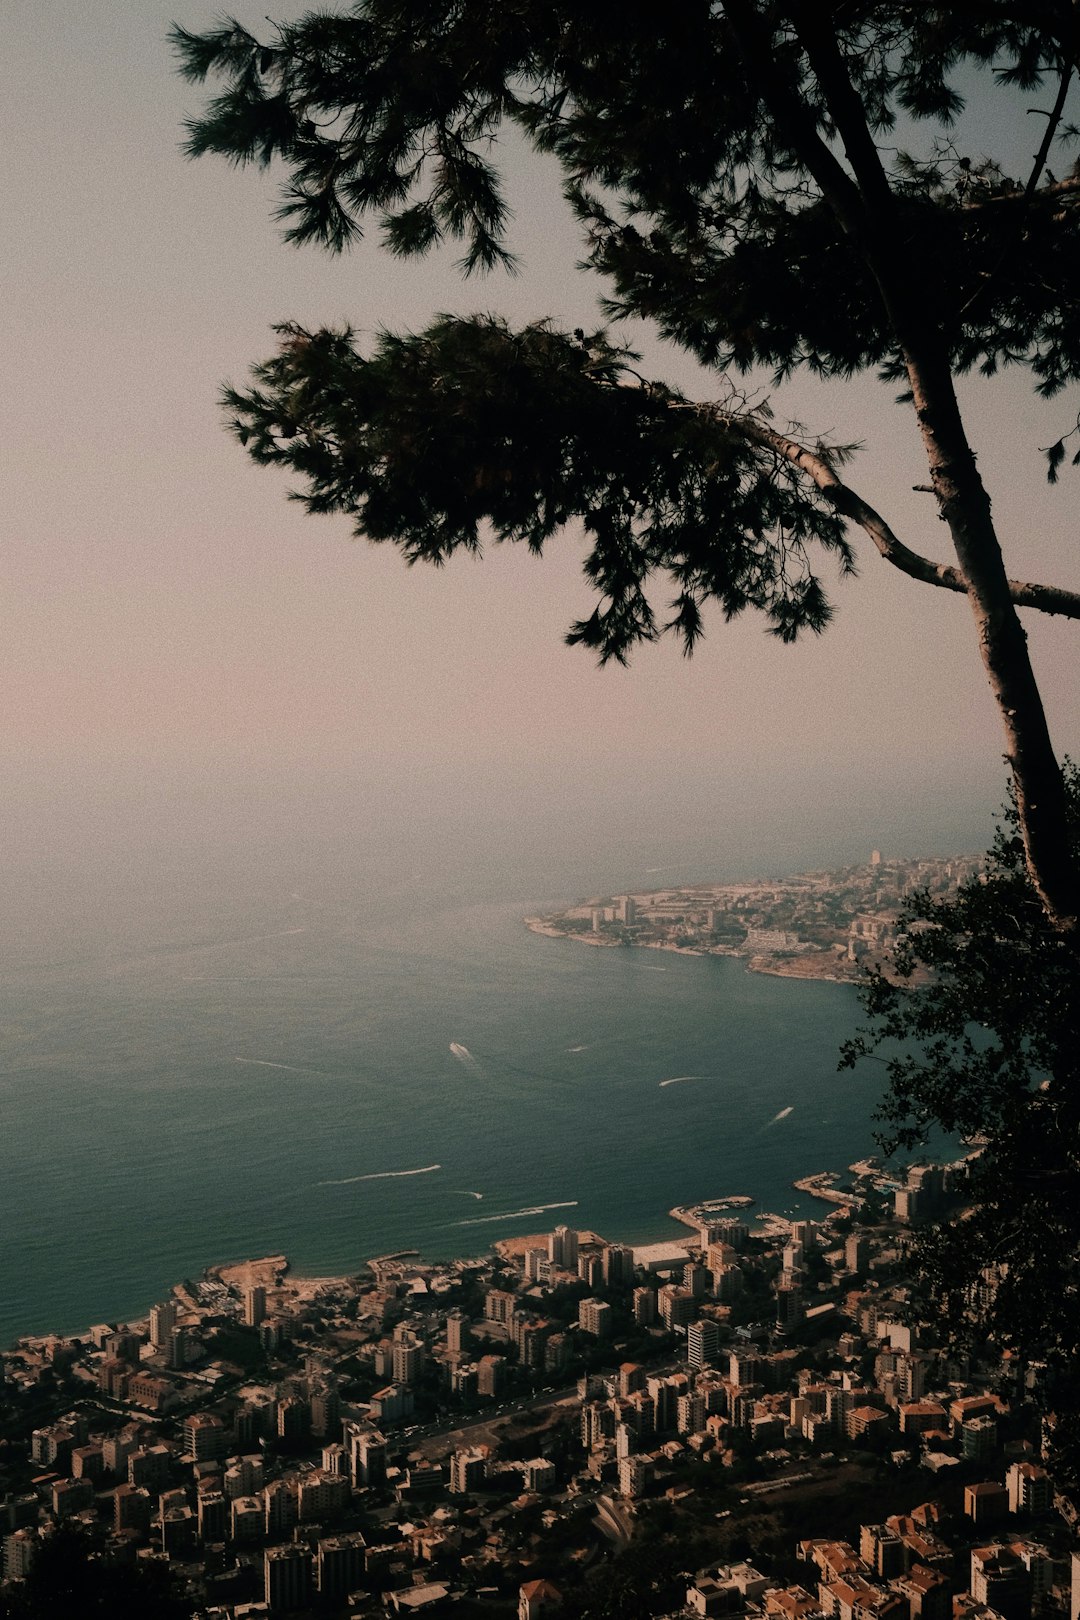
[6,2,1080,883]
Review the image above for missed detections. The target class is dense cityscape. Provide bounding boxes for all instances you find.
[3,1151,1076,1619]
[526,855,982,982]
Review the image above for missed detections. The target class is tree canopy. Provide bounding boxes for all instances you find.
[172,2,1080,926]
[842,766,1080,1485]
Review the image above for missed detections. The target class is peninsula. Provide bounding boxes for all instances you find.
[526,850,978,982]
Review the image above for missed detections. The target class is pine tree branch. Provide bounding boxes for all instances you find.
[720,414,1080,620]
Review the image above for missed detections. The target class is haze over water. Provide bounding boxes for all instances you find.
[0,794,978,1350]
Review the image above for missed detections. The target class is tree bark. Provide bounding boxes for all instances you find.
[898,338,1078,931]
[721,415,1080,621]
[723,1,1079,931]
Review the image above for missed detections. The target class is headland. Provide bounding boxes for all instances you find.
[526,849,977,983]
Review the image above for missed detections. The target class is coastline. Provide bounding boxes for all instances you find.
[8,1170,866,1351]
[525,917,859,984]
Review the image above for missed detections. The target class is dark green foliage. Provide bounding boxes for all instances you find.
[172,4,1080,385]
[0,1521,192,1620]
[204,1323,270,1374]
[842,767,1080,1479]
[171,3,1080,668]
[223,315,853,660]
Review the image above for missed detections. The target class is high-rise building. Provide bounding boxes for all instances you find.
[230,1494,264,1542]
[581,1402,615,1450]
[265,1544,313,1611]
[345,1425,387,1490]
[262,1478,297,1539]
[276,1395,310,1444]
[729,1349,765,1388]
[1007,1461,1054,1516]
[3,1531,38,1584]
[548,1225,579,1271]
[310,1384,341,1440]
[392,1334,424,1386]
[317,1533,367,1601]
[776,1280,805,1330]
[224,1454,265,1499]
[243,1285,267,1328]
[545,1333,571,1374]
[683,1262,708,1298]
[619,1362,646,1398]
[321,1442,347,1476]
[523,1247,552,1283]
[578,1298,613,1338]
[970,1544,1031,1620]
[649,1372,689,1433]
[149,1301,177,1350]
[105,1330,142,1363]
[633,1287,658,1326]
[101,1425,140,1474]
[446,1310,470,1355]
[514,1315,553,1369]
[603,1244,635,1289]
[618,1453,651,1499]
[113,1483,152,1535]
[128,1445,171,1493]
[167,1326,189,1369]
[705,1218,748,1250]
[658,1285,696,1329]
[197,1490,228,1542]
[298,1470,350,1522]
[677,1391,707,1435]
[185,1413,227,1462]
[961,1414,998,1462]
[450,1447,488,1493]
[687,1318,721,1369]
[845,1234,871,1274]
[477,1355,507,1398]
[484,1288,517,1330]
[577,1251,603,1289]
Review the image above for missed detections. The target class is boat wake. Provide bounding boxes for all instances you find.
[319,1164,441,1186]
[449,1041,482,1073]
[457,1199,578,1227]
[659,1075,705,1088]
[453,1191,484,1200]
[759,1106,795,1131]
[234,1057,326,1076]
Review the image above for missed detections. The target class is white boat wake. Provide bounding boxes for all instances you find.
[234,1057,325,1076]
[457,1199,578,1227]
[319,1164,441,1186]
[659,1075,706,1088]
[759,1106,795,1131]
[449,1041,482,1073]
[452,1191,484,1200]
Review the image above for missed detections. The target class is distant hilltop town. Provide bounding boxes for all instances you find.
[526,852,981,983]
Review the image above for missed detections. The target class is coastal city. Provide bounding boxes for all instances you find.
[3,1153,1076,1619]
[10,5,1080,1620]
[526,854,982,982]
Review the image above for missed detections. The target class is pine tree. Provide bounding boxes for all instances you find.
[172,3,1080,926]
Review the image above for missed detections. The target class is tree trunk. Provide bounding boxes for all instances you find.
[898,339,1078,931]
[744,4,1080,932]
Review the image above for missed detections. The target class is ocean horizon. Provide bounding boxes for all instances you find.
[0,822,906,1349]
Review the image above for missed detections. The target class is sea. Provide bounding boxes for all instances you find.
[0,816,919,1349]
